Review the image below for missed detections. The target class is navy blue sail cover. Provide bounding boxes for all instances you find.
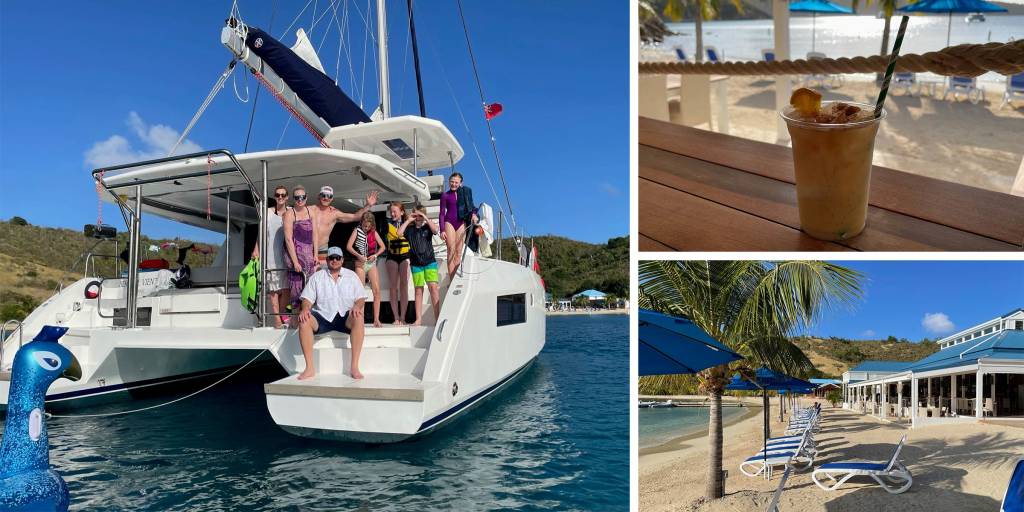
[245,27,371,127]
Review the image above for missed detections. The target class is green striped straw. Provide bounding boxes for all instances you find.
[875,16,910,118]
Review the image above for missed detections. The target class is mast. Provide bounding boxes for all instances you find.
[407,0,427,117]
[377,0,390,119]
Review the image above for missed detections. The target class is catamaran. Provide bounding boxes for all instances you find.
[0,2,546,442]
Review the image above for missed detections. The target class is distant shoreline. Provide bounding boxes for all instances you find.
[547,310,629,316]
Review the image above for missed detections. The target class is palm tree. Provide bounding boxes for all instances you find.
[662,0,743,62]
[853,0,902,82]
[638,260,864,500]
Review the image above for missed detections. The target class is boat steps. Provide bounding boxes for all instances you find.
[264,373,441,402]
[294,345,427,376]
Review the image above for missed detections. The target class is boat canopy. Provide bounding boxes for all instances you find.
[324,116,465,171]
[97,148,430,232]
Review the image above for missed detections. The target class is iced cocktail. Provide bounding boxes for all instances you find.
[781,89,885,241]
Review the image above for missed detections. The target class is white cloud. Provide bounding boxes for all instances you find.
[601,183,620,196]
[860,329,876,337]
[922,312,955,334]
[84,112,202,168]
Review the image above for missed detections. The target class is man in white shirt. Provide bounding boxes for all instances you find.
[297,246,367,380]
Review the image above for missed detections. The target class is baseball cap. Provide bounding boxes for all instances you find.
[326,246,344,258]
[320,185,334,195]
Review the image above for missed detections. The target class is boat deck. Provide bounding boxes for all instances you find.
[264,373,431,401]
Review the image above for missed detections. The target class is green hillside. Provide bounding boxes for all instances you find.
[0,219,628,321]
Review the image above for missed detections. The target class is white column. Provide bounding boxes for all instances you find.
[952,374,958,416]
[881,384,888,418]
[991,375,997,417]
[928,378,932,407]
[976,370,984,418]
[911,375,918,428]
[772,0,791,144]
[897,382,903,418]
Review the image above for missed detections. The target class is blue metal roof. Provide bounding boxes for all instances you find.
[1001,308,1024,319]
[849,361,914,373]
[908,330,1024,373]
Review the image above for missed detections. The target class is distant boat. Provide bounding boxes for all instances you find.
[965,12,985,22]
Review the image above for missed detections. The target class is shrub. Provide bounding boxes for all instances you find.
[10,216,28,226]
[826,389,842,408]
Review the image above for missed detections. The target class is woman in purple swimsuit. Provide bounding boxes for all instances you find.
[438,172,478,277]
[282,185,320,320]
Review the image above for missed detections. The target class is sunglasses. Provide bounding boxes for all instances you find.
[320,193,333,199]
[274,192,288,198]
[293,194,307,201]
[327,255,343,261]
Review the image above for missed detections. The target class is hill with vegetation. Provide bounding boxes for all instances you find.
[0,219,628,321]
[792,335,939,378]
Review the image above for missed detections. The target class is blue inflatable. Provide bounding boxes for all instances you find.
[0,326,81,512]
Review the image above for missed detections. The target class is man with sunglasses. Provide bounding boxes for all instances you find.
[314,186,380,265]
[296,246,366,380]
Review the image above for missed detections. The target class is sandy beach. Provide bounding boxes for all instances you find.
[546,309,629,316]
[703,76,1024,195]
[640,398,1024,511]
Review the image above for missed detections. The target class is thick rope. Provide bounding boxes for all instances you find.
[639,40,1024,77]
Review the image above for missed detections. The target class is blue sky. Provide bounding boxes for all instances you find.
[804,261,1024,342]
[0,1,628,244]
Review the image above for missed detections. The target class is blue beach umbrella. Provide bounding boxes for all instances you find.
[790,0,854,52]
[898,0,1007,47]
[638,309,742,376]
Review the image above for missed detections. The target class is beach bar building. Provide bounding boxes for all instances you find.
[843,308,1024,427]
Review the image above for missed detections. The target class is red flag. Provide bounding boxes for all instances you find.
[484,103,503,120]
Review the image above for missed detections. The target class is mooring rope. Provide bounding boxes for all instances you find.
[639,40,1024,77]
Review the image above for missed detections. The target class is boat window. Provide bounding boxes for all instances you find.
[1016,321,1023,330]
[497,293,526,327]
[382,138,416,160]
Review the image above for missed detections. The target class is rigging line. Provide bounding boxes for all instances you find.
[311,0,341,39]
[357,0,372,109]
[316,0,340,52]
[455,0,518,239]
[309,0,318,39]
[276,117,292,149]
[280,0,315,39]
[424,36,514,239]
[47,349,270,419]
[397,8,411,113]
[169,59,238,157]
[244,0,279,153]
[340,0,357,97]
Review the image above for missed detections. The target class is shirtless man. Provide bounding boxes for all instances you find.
[314,186,380,264]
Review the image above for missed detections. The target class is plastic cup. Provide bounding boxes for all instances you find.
[780,101,885,241]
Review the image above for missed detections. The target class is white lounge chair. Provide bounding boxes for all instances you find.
[1001,72,1024,109]
[1002,458,1024,512]
[740,430,815,479]
[811,434,913,494]
[943,76,984,104]
[804,52,843,89]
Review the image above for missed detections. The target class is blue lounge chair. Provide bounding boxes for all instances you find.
[674,47,688,62]
[1002,458,1024,512]
[811,434,913,494]
[705,46,722,63]
[943,76,983,104]
[1000,72,1024,110]
[891,72,922,96]
[761,49,776,63]
[740,430,816,479]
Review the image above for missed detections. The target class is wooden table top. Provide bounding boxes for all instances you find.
[639,117,1024,252]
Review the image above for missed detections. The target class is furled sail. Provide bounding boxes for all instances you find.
[244,27,370,128]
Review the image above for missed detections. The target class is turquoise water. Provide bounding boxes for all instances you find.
[655,15,1024,85]
[1,315,627,511]
[639,405,747,449]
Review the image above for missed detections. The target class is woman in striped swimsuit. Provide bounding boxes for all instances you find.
[347,211,386,327]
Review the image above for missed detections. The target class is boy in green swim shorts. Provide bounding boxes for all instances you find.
[399,206,442,326]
